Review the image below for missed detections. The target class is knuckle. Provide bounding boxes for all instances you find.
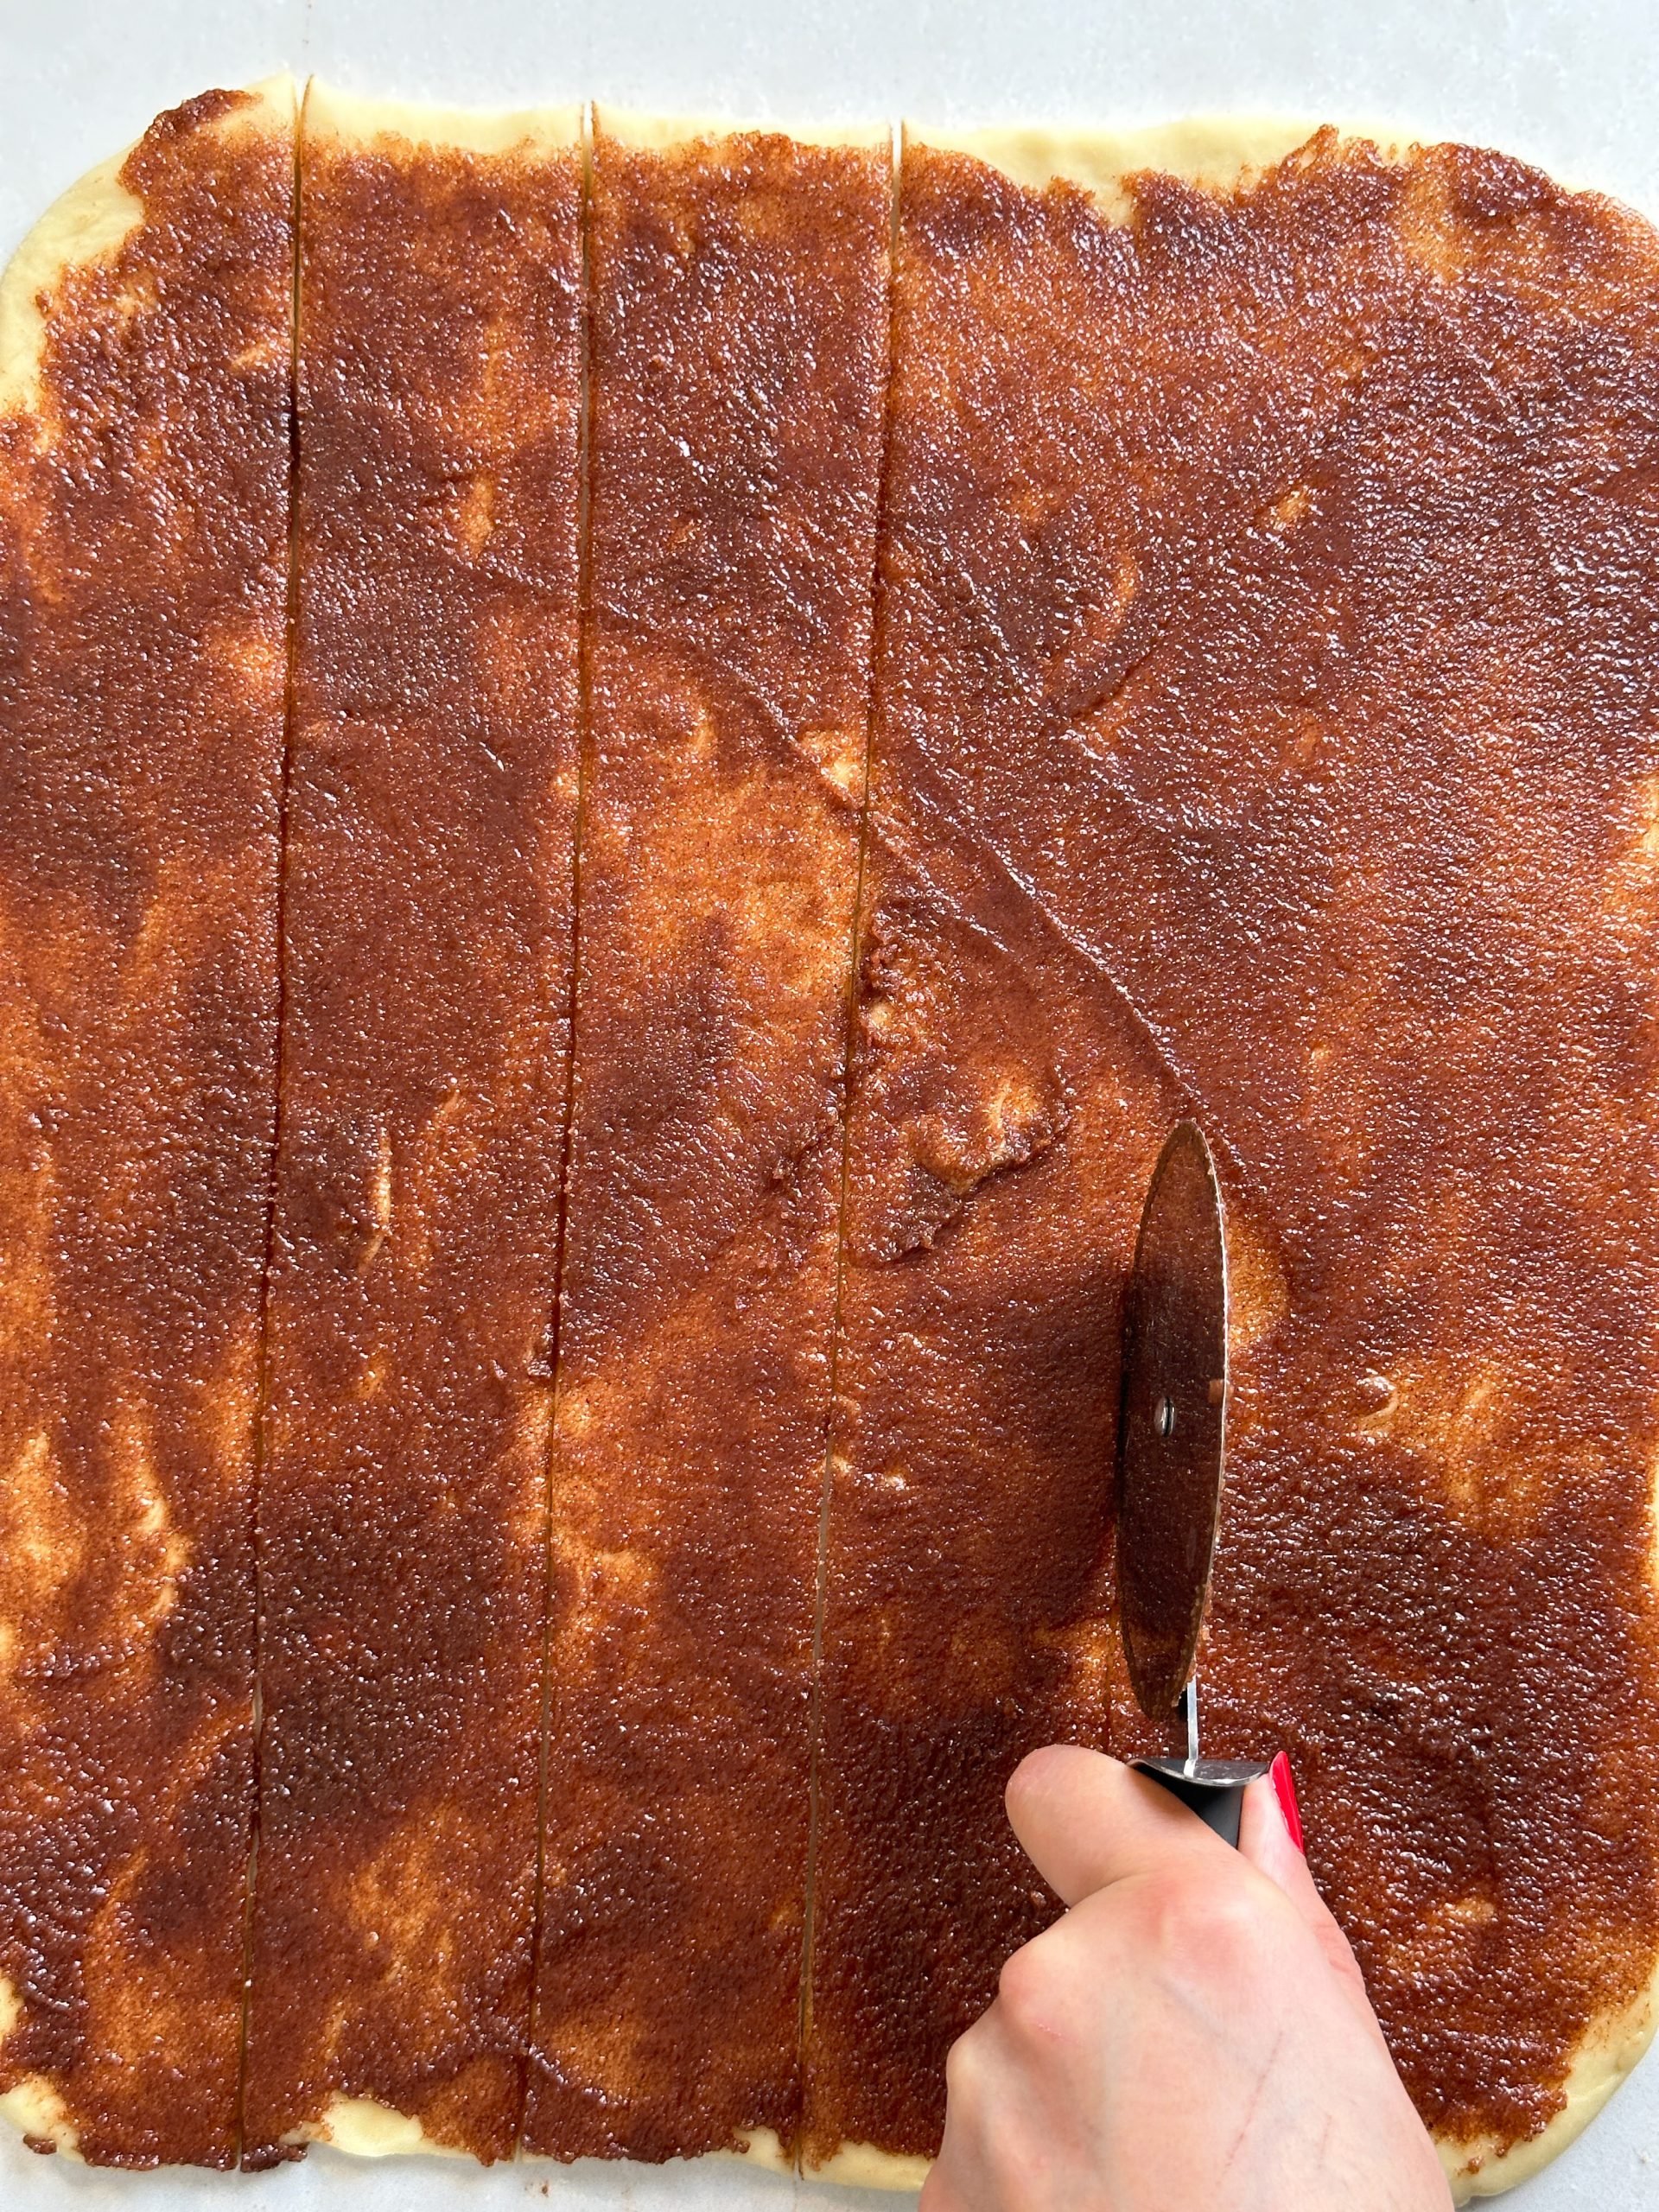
[995,1936,1054,2030]
[995,1923,1083,2039]
[942,2015,989,2101]
[1136,1866,1279,1980]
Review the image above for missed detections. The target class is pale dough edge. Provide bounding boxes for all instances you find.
[0,1974,78,2156]
[786,1953,1659,2201]
[906,113,1421,221]
[596,105,891,155]
[801,2138,933,2191]
[294,2095,463,2158]
[305,79,581,157]
[308,2117,921,2177]
[0,75,296,422]
[1440,1967,1659,2201]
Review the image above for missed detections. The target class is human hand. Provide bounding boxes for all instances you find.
[920,1746,1452,2212]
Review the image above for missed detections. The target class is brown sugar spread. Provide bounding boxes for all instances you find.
[0,89,293,2166]
[240,99,584,2164]
[3,95,1659,2185]
[802,836,1172,2163]
[805,130,1659,2165]
[521,119,889,2164]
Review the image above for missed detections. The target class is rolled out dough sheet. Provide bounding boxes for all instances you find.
[3,72,1657,2212]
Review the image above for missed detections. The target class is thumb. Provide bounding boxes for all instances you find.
[1238,1753,1382,2035]
[1007,1745,1231,1904]
[1237,1753,1313,1901]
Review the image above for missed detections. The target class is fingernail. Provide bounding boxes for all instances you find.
[1269,1751,1305,1853]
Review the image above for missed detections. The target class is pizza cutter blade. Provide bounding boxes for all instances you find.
[1116,1120,1268,1846]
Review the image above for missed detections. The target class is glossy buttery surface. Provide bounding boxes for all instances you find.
[0,87,1656,2202]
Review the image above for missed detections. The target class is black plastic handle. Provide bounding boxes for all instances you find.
[1130,1756,1271,1847]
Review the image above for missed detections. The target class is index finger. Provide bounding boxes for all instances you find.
[1007,1744,1230,1904]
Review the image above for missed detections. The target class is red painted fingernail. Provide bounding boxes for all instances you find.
[1269,1751,1305,1853]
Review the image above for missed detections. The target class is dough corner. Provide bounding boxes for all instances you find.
[1437,1968,1658,2198]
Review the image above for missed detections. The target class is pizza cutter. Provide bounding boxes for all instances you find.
[1115,1120,1268,1846]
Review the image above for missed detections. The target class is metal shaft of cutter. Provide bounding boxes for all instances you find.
[1179,1678,1199,1774]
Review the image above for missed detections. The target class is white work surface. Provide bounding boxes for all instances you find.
[3,0,1658,2203]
